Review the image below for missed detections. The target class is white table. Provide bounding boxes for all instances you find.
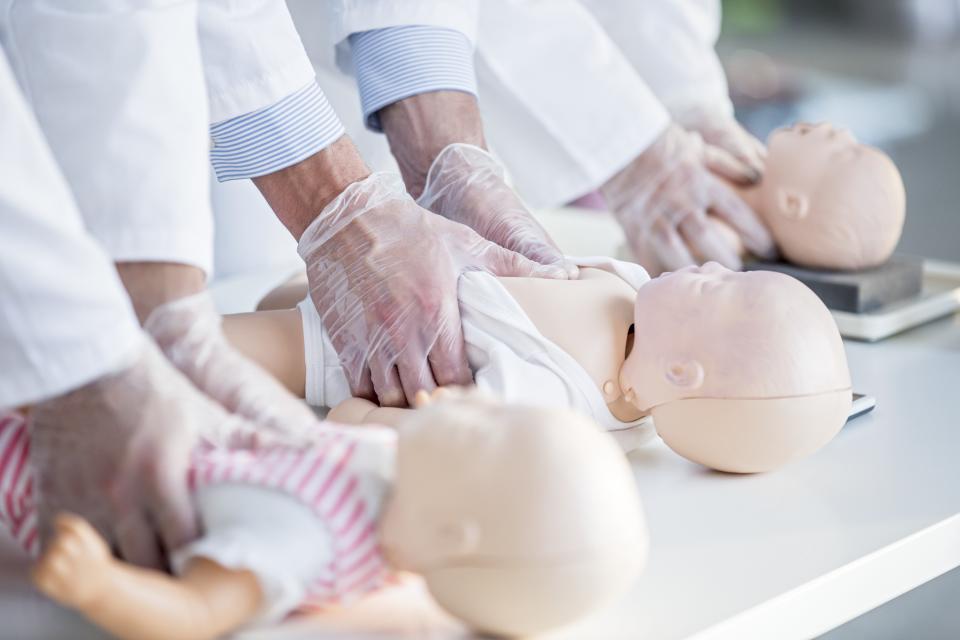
[3,210,958,639]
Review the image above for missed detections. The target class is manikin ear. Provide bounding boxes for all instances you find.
[663,358,705,390]
[431,519,481,559]
[775,187,810,220]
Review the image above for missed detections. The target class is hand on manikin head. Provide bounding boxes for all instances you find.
[379,388,647,637]
[620,263,852,473]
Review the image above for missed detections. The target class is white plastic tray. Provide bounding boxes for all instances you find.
[832,260,960,342]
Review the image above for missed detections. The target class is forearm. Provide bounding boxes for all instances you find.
[81,558,261,640]
[251,136,371,239]
[379,91,486,198]
[348,25,481,198]
[116,262,206,325]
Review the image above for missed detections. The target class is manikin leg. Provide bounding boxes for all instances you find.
[33,514,263,640]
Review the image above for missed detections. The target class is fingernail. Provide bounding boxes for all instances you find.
[413,389,431,407]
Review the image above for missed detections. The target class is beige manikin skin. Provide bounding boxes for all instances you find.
[707,122,906,271]
[619,262,852,473]
[33,389,648,640]
[250,262,850,474]
[231,268,646,425]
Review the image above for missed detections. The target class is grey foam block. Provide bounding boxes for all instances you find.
[745,255,924,313]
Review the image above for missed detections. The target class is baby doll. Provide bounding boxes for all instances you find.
[755,122,906,270]
[714,122,906,271]
[230,259,851,473]
[6,390,646,639]
[628,122,906,273]
[228,257,659,452]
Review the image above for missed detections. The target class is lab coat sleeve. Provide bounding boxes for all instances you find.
[0,49,142,408]
[579,0,734,119]
[199,0,346,181]
[349,26,477,131]
[327,0,479,50]
[4,0,215,273]
[473,0,670,208]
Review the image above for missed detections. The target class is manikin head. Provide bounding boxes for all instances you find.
[758,122,906,270]
[620,263,852,473]
[379,391,647,637]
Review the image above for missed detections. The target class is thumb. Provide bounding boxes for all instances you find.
[522,241,579,279]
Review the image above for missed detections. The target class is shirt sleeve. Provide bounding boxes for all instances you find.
[0,49,142,408]
[209,81,346,182]
[349,25,478,131]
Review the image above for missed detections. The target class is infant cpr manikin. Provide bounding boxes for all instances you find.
[621,263,852,472]
[716,122,906,271]
[327,261,851,474]
[21,391,646,639]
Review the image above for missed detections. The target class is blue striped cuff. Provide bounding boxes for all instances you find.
[210,81,345,181]
[350,25,477,132]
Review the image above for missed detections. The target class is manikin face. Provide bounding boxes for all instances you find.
[378,392,646,636]
[759,122,905,270]
[620,263,851,411]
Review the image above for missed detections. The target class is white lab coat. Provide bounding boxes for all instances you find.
[2,0,215,273]
[0,48,141,408]
[473,0,670,208]
[580,0,733,120]
[291,0,671,209]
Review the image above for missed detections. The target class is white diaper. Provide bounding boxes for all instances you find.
[170,425,396,625]
[299,256,655,450]
[172,484,331,625]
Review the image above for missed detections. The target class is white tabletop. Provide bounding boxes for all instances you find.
[3,210,957,639]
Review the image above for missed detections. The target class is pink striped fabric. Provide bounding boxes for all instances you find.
[0,412,388,607]
[0,412,37,555]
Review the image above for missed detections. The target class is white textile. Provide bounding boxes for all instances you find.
[300,257,654,449]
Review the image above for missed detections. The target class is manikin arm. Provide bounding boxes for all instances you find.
[327,397,413,427]
[33,514,262,640]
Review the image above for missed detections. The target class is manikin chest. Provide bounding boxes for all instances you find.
[498,268,644,422]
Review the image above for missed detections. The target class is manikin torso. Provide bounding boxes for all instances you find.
[498,268,643,423]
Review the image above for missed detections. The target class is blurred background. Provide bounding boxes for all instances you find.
[719,3,960,636]
[720,0,960,264]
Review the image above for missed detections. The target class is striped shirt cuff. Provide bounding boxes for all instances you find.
[350,25,477,132]
[210,81,345,182]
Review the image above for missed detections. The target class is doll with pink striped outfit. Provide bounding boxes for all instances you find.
[10,383,646,639]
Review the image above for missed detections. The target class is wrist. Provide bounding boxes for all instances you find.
[379,91,486,198]
[115,262,206,325]
[253,136,372,239]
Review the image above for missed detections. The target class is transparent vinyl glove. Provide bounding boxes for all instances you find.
[144,292,319,445]
[30,337,255,569]
[417,143,577,278]
[602,124,776,274]
[298,172,566,408]
[677,106,767,184]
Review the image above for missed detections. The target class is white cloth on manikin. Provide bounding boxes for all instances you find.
[299,256,655,450]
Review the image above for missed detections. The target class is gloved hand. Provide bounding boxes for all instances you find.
[677,107,767,184]
[298,172,568,408]
[417,143,577,278]
[144,292,320,446]
[602,124,776,274]
[29,336,250,569]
